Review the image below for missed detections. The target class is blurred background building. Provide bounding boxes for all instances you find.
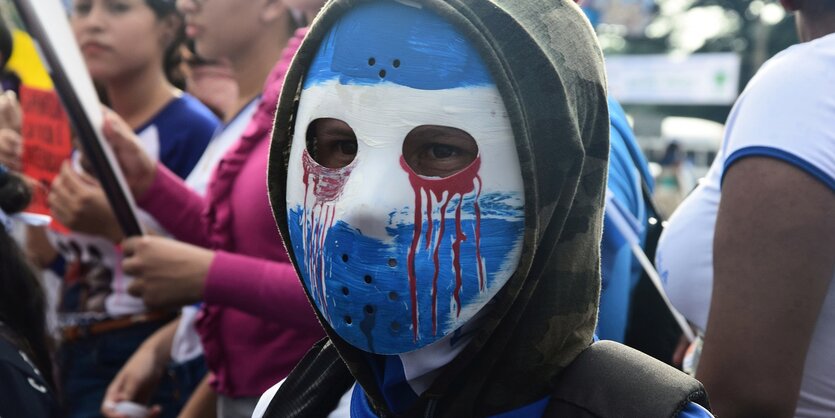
[583,0,797,210]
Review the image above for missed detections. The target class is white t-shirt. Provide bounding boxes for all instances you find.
[656,33,835,418]
[50,125,168,320]
[50,95,219,321]
[170,98,260,364]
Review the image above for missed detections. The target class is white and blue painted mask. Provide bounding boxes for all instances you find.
[286,1,525,354]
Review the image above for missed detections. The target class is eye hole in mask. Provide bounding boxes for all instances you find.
[306,118,358,169]
[402,125,479,178]
[305,119,480,179]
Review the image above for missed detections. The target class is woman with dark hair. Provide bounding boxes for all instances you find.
[65,0,217,182]
[22,1,220,417]
[0,166,60,418]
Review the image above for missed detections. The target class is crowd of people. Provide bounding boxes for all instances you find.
[0,0,831,417]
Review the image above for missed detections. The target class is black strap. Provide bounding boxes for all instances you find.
[264,338,355,418]
[547,341,710,417]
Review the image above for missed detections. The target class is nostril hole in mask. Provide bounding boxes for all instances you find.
[365,305,375,314]
[364,275,373,284]
[388,258,397,267]
[391,322,400,331]
[388,291,398,301]
[342,287,349,296]
[368,57,375,66]
[342,254,349,262]
[379,69,387,78]
[393,59,400,68]
[344,316,353,325]
[402,125,479,178]
[306,118,357,169]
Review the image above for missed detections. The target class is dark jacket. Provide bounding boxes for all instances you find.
[0,323,60,418]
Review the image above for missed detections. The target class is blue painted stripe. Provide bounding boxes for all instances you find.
[723,146,835,191]
[678,402,715,418]
[303,2,493,90]
[287,199,525,354]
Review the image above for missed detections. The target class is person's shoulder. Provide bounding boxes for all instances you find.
[721,34,835,186]
[166,94,221,131]
[549,341,711,417]
[0,340,58,418]
[0,335,34,374]
[761,33,834,72]
[742,34,835,107]
[152,94,219,149]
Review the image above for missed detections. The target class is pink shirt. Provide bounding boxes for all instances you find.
[138,29,323,397]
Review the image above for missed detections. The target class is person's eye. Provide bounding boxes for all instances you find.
[73,1,92,15]
[338,140,358,156]
[306,118,358,169]
[403,125,478,178]
[427,143,459,160]
[107,1,131,13]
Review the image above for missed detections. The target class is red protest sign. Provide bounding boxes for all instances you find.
[20,85,72,230]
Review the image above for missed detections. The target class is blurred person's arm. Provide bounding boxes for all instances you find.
[122,236,212,309]
[101,318,179,418]
[0,127,21,170]
[178,374,217,418]
[122,235,322,332]
[697,157,835,418]
[0,90,22,170]
[102,110,211,247]
[48,161,123,243]
[25,225,58,269]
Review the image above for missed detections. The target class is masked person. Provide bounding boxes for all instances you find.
[254,1,714,417]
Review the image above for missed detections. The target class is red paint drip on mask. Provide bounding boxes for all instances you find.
[424,197,433,250]
[473,180,484,291]
[451,200,465,315]
[301,150,354,321]
[430,199,449,335]
[400,156,484,341]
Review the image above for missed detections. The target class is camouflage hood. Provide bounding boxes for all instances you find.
[267,0,610,415]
